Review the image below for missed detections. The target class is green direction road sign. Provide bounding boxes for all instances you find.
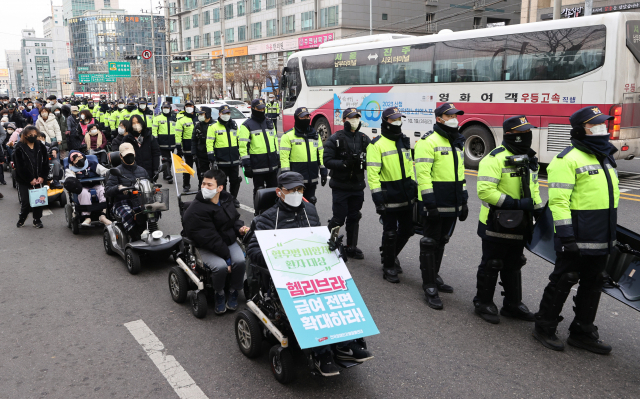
[78,74,117,83]
[77,67,89,71]
[108,61,131,77]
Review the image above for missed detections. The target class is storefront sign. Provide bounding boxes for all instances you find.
[0,69,8,77]
[541,2,640,19]
[298,33,335,50]
[255,227,379,349]
[211,46,248,58]
[248,39,298,55]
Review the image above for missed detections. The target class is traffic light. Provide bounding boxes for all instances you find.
[124,55,142,60]
[173,56,190,61]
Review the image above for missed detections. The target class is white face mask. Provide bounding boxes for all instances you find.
[220,114,231,122]
[588,124,608,136]
[89,129,98,135]
[139,104,146,110]
[41,113,48,119]
[80,114,85,120]
[27,106,32,110]
[185,107,194,113]
[118,127,125,135]
[162,108,170,114]
[346,117,360,131]
[444,118,459,128]
[118,104,124,109]
[198,115,205,122]
[133,124,142,132]
[54,111,60,115]
[390,120,402,127]
[201,187,218,199]
[282,191,303,207]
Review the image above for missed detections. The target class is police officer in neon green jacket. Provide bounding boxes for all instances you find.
[533,107,619,354]
[205,105,242,206]
[415,103,468,310]
[175,101,198,191]
[279,107,327,204]
[266,94,280,134]
[367,107,417,284]
[109,99,129,135]
[474,116,543,325]
[152,103,177,182]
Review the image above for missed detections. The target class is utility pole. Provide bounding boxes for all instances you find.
[221,0,226,99]
[585,0,593,16]
[553,0,561,19]
[370,0,372,35]
[150,0,158,103]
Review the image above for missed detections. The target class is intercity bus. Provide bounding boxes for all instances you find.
[281,12,640,167]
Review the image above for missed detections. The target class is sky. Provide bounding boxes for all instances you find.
[0,0,161,68]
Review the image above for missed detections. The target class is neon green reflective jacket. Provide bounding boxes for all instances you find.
[548,143,619,255]
[130,109,153,127]
[366,132,417,210]
[477,145,543,241]
[175,111,196,143]
[206,120,240,166]
[266,101,280,116]
[238,117,279,174]
[279,128,325,184]
[415,127,467,215]
[151,113,177,149]
[109,109,130,130]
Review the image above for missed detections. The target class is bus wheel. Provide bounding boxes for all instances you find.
[314,117,331,142]
[462,125,495,170]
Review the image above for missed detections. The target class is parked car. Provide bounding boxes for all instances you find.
[195,105,247,125]
[210,100,251,117]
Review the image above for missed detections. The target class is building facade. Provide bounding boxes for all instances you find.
[167,0,522,100]
[521,0,640,23]
[5,50,22,98]
[19,29,57,97]
[68,9,167,93]
[63,0,120,23]
[44,6,69,96]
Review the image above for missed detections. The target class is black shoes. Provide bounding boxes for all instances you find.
[474,301,500,324]
[383,267,400,283]
[533,324,565,351]
[500,302,535,321]
[345,246,364,259]
[233,198,240,208]
[436,275,453,293]
[334,341,374,363]
[394,257,403,273]
[33,219,43,228]
[314,351,340,377]
[183,185,191,192]
[17,217,26,228]
[567,321,612,354]
[425,286,443,310]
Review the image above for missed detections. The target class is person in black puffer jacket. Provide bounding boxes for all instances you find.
[245,171,373,376]
[13,126,50,228]
[123,114,160,179]
[105,142,150,237]
[182,169,250,314]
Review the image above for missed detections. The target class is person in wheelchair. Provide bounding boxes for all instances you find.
[38,131,63,189]
[105,142,150,240]
[246,171,373,377]
[182,169,250,315]
[64,149,110,226]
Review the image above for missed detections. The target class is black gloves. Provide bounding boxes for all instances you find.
[375,204,386,216]
[560,236,580,254]
[207,154,216,163]
[320,168,328,186]
[244,166,253,178]
[459,204,469,222]
[515,198,534,211]
[175,145,183,157]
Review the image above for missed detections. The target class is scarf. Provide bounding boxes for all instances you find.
[84,129,103,149]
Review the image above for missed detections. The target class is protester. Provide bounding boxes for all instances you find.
[123,114,160,178]
[35,107,62,147]
[13,126,50,228]
[64,150,110,226]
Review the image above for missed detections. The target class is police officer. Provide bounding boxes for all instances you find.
[238,98,280,198]
[266,94,280,134]
[474,116,542,323]
[367,107,417,283]
[279,107,326,203]
[193,107,215,187]
[152,102,177,182]
[533,107,618,354]
[96,99,111,138]
[324,108,370,259]
[206,105,242,207]
[109,99,128,136]
[415,103,468,310]
[131,98,154,127]
[175,101,198,192]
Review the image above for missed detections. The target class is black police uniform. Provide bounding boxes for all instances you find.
[324,108,371,258]
[192,108,215,187]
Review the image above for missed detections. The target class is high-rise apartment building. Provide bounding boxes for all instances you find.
[19,29,57,97]
[5,50,22,97]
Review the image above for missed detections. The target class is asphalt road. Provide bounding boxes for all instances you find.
[1,152,640,398]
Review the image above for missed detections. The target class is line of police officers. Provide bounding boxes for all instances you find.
[161,97,617,355]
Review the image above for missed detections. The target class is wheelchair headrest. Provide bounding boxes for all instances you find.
[254,187,277,215]
[62,154,99,170]
[108,151,121,168]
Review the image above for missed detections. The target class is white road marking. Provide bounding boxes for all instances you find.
[124,320,208,399]
[239,203,255,213]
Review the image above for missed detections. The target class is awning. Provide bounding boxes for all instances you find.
[261,87,278,92]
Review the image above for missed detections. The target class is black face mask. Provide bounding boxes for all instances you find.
[381,120,403,139]
[251,109,266,122]
[122,154,135,165]
[26,135,37,143]
[503,131,533,155]
[74,157,86,168]
[126,105,136,112]
[88,103,94,108]
[295,118,311,132]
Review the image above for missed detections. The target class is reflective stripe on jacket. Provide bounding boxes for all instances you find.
[206,120,240,165]
[237,117,279,174]
[151,113,177,149]
[279,128,325,184]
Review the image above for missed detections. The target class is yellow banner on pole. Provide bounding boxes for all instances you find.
[171,153,195,176]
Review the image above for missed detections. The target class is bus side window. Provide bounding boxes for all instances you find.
[433,37,506,83]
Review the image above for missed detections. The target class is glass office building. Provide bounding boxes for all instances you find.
[68,12,166,91]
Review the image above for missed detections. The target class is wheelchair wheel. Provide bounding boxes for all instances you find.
[125,248,142,275]
[269,345,296,384]
[71,215,80,235]
[169,266,189,303]
[64,204,72,229]
[235,310,263,358]
[58,192,67,207]
[191,290,207,318]
[103,230,114,255]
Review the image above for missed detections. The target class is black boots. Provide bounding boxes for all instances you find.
[533,272,579,351]
[345,220,364,260]
[420,237,442,309]
[474,259,503,324]
[500,267,535,321]
[380,231,399,283]
[566,272,612,354]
